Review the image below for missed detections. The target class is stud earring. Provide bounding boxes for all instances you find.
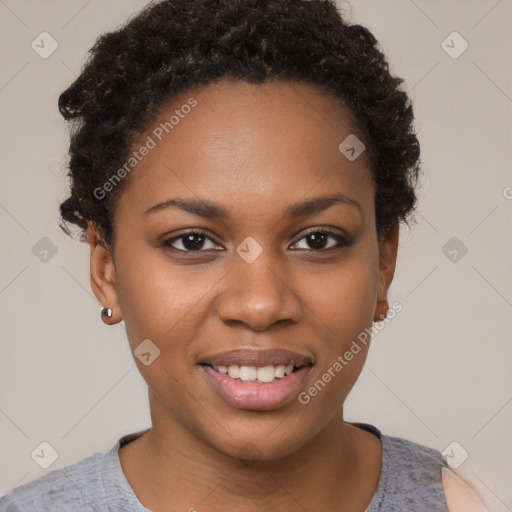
[101,306,113,318]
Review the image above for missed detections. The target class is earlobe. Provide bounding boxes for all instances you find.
[87,222,123,325]
[373,223,399,322]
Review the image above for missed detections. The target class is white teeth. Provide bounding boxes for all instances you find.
[239,366,257,381]
[275,365,286,378]
[227,365,240,379]
[214,364,299,383]
[257,365,276,383]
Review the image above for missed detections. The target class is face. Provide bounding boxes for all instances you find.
[88,79,398,460]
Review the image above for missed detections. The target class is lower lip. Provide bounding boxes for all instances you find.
[200,365,311,411]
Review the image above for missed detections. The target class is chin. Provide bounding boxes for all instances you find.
[196,413,315,462]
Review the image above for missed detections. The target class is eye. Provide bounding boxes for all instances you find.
[162,231,221,252]
[291,228,353,251]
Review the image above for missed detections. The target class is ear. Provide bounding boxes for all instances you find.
[87,221,122,325]
[374,222,399,320]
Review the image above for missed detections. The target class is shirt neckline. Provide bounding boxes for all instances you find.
[104,422,389,511]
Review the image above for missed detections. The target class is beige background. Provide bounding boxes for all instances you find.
[1,0,511,508]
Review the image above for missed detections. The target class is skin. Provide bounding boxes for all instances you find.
[87,78,399,511]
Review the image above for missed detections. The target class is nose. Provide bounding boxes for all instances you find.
[216,251,303,331]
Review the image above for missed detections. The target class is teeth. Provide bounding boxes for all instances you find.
[257,365,276,383]
[215,364,298,383]
[227,365,240,379]
[275,365,286,378]
[239,366,257,381]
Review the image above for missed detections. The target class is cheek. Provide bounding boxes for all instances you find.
[113,252,209,410]
[300,247,378,343]
[297,271,375,423]
[295,246,378,410]
[114,242,210,342]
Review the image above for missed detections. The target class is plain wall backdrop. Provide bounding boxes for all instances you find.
[1,0,511,508]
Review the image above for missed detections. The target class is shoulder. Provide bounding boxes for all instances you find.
[441,467,492,512]
[383,433,446,469]
[0,451,108,512]
[383,434,491,512]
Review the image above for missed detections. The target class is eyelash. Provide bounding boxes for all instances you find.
[161,227,353,254]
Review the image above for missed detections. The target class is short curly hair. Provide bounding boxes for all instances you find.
[58,0,421,247]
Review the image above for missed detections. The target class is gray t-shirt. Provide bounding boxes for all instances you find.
[0,423,449,511]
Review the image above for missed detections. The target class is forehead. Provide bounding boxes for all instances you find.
[115,79,374,223]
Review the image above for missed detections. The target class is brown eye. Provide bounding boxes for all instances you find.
[304,232,330,250]
[162,232,220,252]
[291,229,352,251]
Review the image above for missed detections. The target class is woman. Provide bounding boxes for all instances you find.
[0,0,489,510]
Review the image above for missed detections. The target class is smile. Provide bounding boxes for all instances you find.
[198,348,313,410]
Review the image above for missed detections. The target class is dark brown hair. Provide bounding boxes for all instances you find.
[58,0,421,246]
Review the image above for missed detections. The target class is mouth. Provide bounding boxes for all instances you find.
[198,348,313,410]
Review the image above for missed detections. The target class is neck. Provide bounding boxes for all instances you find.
[119,400,381,511]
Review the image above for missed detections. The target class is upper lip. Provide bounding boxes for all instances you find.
[199,348,314,368]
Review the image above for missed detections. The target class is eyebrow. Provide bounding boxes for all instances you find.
[142,192,361,219]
